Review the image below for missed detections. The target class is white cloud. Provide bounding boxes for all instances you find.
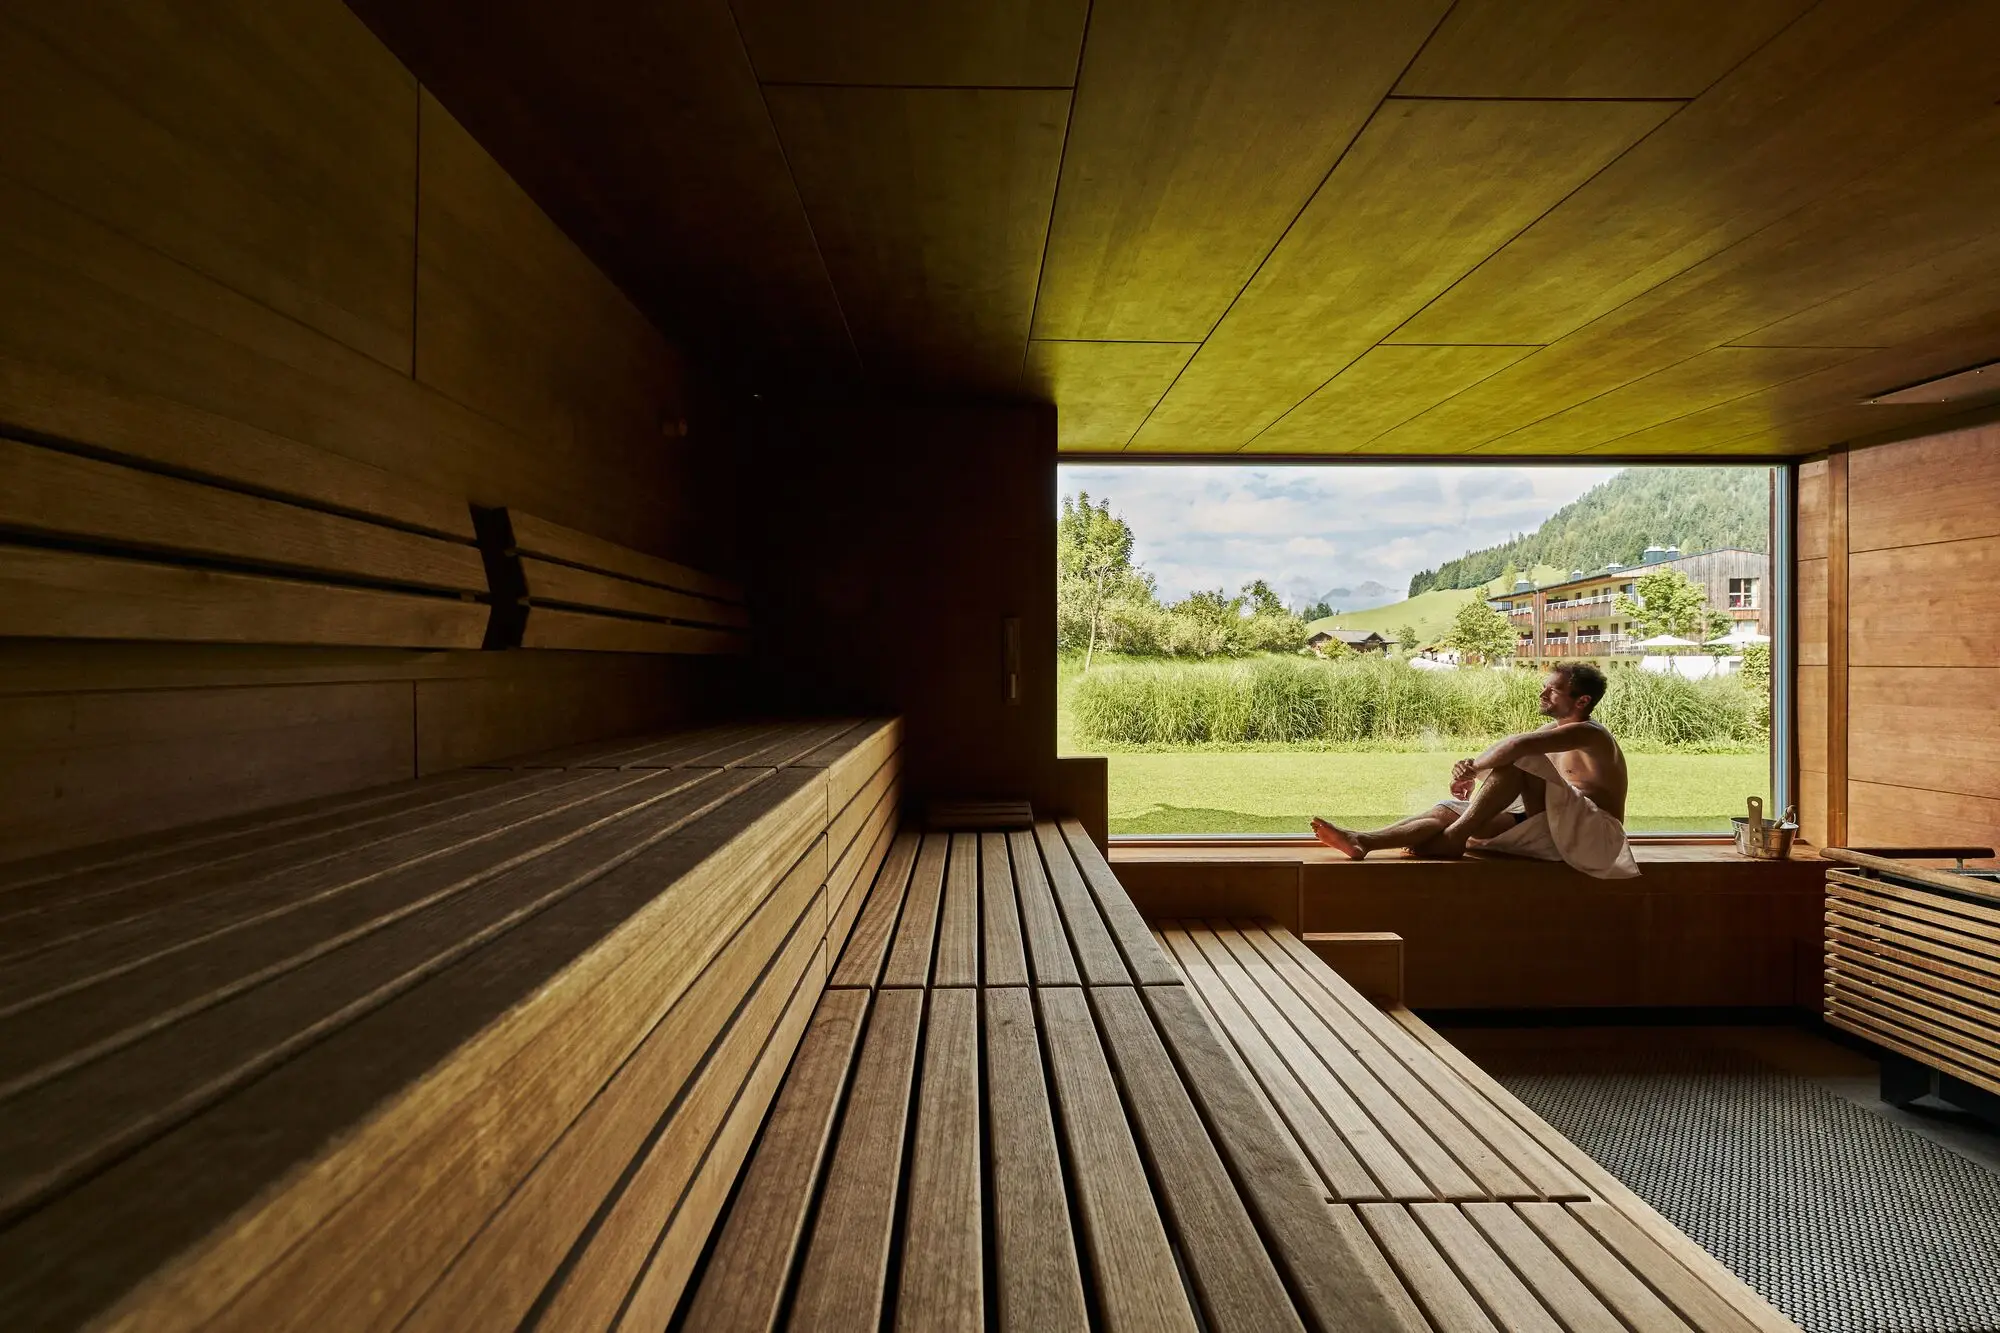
[1061,463,1629,605]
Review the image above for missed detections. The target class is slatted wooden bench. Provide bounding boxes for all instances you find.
[0,717,897,1333]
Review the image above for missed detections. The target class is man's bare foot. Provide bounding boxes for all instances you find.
[1310,817,1367,859]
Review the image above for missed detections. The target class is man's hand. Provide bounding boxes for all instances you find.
[1451,758,1478,785]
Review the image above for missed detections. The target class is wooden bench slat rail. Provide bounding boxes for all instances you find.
[981,830,1030,987]
[897,986,984,1328]
[0,718,899,1333]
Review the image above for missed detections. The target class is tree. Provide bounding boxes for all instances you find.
[1303,599,1336,622]
[1396,623,1419,656]
[1057,492,1151,671]
[1444,600,1516,666]
[1240,579,1286,616]
[1615,567,1728,646]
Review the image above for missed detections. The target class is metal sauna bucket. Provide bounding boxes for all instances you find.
[1731,797,1798,860]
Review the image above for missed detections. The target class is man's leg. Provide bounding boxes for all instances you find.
[1436,763,1542,854]
[1312,804,1463,859]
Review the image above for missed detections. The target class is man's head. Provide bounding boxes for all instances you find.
[1541,663,1607,721]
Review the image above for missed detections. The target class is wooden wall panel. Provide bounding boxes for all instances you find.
[1796,459,1829,560]
[1848,781,2000,865]
[0,682,410,862]
[1848,422,2000,550]
[1796,558,1828,667]
[1797,667,1828,777]
[1849,538,2000,668]
[1825,452,1849,848]
[1849,668,2000,801]
[0,2,737,863]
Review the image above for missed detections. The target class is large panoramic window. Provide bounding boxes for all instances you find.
[1056,464,1777,838]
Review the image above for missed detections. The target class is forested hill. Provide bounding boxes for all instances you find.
[1407,467,1768,596]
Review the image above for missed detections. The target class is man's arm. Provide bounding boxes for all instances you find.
[1457,722,1603,778]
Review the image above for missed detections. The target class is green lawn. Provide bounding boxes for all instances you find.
[1101,749,1769,835]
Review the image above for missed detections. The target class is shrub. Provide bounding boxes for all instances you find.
[1071,656,1763,750]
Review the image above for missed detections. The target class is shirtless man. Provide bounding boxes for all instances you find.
[1311,663,1628,861]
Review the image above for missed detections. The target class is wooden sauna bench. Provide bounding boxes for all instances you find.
[0,716,902,1333]
[681,829,1801,1332]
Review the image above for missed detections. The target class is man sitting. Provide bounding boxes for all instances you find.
[1310,663,1639,880]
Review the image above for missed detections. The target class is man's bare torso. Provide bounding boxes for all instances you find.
[1544,719,1628,820]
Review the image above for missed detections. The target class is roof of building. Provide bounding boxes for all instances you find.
[1309,628,1391,645]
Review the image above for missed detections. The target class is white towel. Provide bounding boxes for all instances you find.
[1461,754,1640,880]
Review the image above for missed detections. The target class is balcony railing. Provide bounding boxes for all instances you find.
[1517,637,1647,659]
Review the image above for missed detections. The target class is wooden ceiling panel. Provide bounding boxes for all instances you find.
[1126,98,1674,451]
[731,0,1087,87]
[1024,341,1195,450]
[1474,347,1867,455]
[347,0,854,378]
[1396,0,1810,99]
[1735,232,2000,351]
[1391,0,2000,348]
[766,87,1069,393]
[1254,346,1536,454]
[1030,0,1448,343]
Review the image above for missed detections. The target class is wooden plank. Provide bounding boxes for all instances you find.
[1010,827,1080,987]
[0,438,484,591]
[1797,558,1827,667]
[791,716,901,817]
[1851,536,2000,668]
[507,510,743,603]
[1036,986,1198,1333]
[1356,1204,1500,1333]
[404,844,824,1330]
[1826,999,2000,1099]
[732,0,1085,86]
[1515,1202,1696,1333]
[881,833,949,988]
[682,720,859,772]
[1259,345,1537,454]
[1034,821,1130,986]
[518,606,747,654]
[1827,450,1849,847]
[0,545,487,650]
[1389,1014,1789,1333]
[829,800,898,968]
[1161,926,1416,1202]
[1796,460,1828,561]
[1061,819,1179,984]
[931,833,980,987]
[1243,924,1587,1201]
[1829,972,2000,1062]
[1088,985,1303,1331]
[896,987,983,1330]
[1137,982,1425,1331]
[763,85,1068,393]
[829,830,920,989]
[680,987,870,1333]
[829,752,899,866]
[1464,1203,1625,1333]
[983,987,1089,1332]
[1848,781,2000,865]
[982,831,1030,988]
[519,556,750,627]
[593,723,779,771]
[1026,339,1197,450]
[1129,98,1672,449]
[0,774,688,1090]
[611,939,825,1332]
[788,986,925,1329]
[1412,1203,1563,1333]
[1566,1203,1763,1333]
[1849,423,2000,551]
[6,770,822,1333]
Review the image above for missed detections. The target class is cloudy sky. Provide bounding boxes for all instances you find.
[1059,464,1622,610]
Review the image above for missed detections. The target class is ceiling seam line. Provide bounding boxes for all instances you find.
[1124,0,1466,455]
[721,0,864,379]
[1249,344,1543,455]
[757,81,1076,92]
[1020,0,1093,408]
[1384,94,1689,104]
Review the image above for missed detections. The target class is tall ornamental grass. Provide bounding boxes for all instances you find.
[1071,656,1763,750]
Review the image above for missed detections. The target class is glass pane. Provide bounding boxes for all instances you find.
[1057,464,1775,839]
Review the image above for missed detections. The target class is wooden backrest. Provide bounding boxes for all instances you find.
[0,429,746,654]
[0,718,899,1332]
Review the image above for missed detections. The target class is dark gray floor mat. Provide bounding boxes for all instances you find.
[1495,1046,2000,1333]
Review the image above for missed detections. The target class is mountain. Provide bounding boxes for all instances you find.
[1407,467,1768,596]
[1311,580,1399,612]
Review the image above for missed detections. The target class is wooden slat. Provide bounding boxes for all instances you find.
[519,556,750,628]
[1566,1203,1762,1333]
[1515,1203,1696,1333]
[1034,821,1130,986]
[1010,826,1080,987]
[0,437,485,591]
[1159,926,1400,1202]
[1411,1203,1564,1333]
[788,986,925,1329]
[896,987,983,1330]
[599,723,784,771]
[829,778,900,938]
[1036,986,1198,1333]
[881,833,949,988]
[830,830,920,989]
[0,545,487,650]
[1060,819,1179,984]
[1089,986,1304,1332]
[507,510,743,602]
[680,988,870,1333]
[683,719,859,771]
[407,844,823,1330]
[1827,972,2000,1067]
[982,832,1029,987]
[1356,1204,1500,1333]
[829,749,898,868]
[983,987,1089,1332]
[791,717,901,817]
[5,770,822,1333]
[932,833,980,988]
[518,606,747,654]
[1464,1202,1625,1333]
[1825,1000,2000,1100]
[1136,982,1424,1332]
